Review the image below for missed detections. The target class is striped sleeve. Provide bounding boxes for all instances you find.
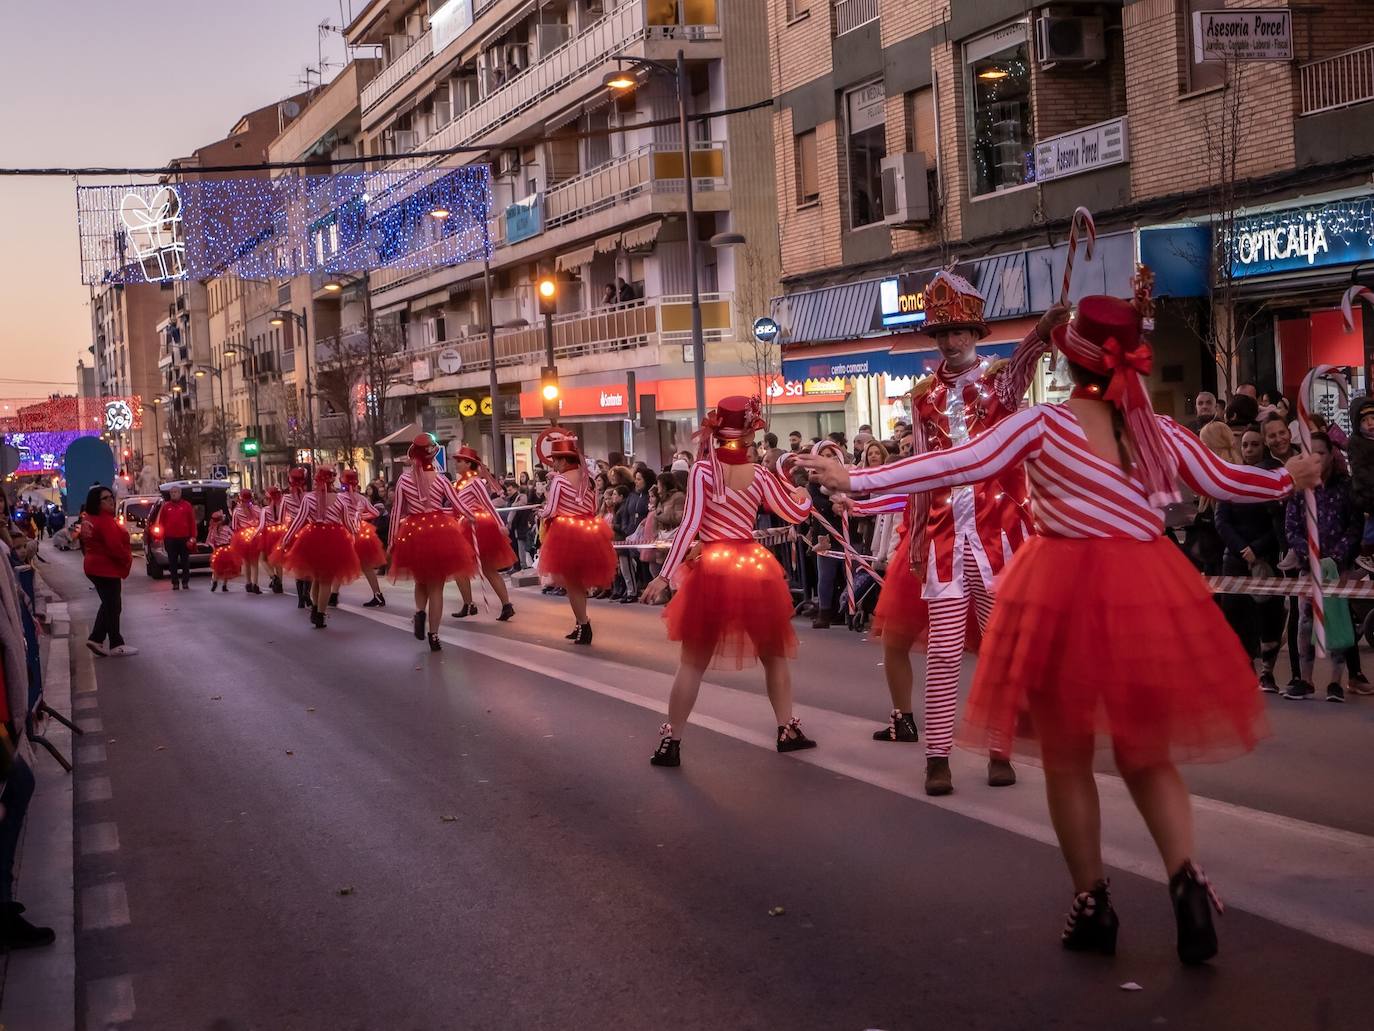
[851,406,1046,496]
[355,493,380,520]
[993,328,1049,411]
[756,468,812,523]
[541,476,568,520]
[849,493,908,516]
[659,463,709,586]
[389,477,408,542]
[281,494,313,548]
[1164,418,1294,502]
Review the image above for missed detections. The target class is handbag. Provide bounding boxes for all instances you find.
[1320,557,1356,653]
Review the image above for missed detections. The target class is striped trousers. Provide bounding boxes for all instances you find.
[923,546,995,758]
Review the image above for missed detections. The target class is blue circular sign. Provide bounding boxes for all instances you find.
[752,316,781,344]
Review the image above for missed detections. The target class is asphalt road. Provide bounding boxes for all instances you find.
[40,549,1374,1030]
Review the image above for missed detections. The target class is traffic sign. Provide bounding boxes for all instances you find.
[434,445,447,472]
[211,464,229,480]
[534,427,577,465]
[436,347,463,375]
[240,437,260,457]
[752,316,781,344]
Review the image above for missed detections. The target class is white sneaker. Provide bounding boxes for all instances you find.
[85,640,108,657]
[1357,555,1374,573]
[1277,549,1300,572]
[107,645,139,657]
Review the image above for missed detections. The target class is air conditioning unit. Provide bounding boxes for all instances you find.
[498,149,522,178]
[1037,16,1106,65]
[881,152,931,227]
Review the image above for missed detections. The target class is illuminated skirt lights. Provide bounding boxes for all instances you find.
[467,511,516,572]
[210,546,242,581]
[537,516,615,592]
[353,519,388,570]
[387,512,477,587]
[261,524,288,565]
[281,521,362,586]
[957,536,1267,772]
[664,540,797,670]
[230,526,262,561]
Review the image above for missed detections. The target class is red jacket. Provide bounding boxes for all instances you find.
[157,498,197,539]
[82,512,132,579]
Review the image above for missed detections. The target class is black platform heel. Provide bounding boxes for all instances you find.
[1061,879,1119,955]
[777,717,817,753]
[428,632,441,652]
[413,611,426,640]
[650,723,681,767]
[1170,860,1222,965]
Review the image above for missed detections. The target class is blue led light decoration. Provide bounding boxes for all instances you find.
[76,166,493,285]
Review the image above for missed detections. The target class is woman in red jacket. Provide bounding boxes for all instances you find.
[80,484,137,657]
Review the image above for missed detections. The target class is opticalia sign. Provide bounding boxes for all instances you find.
[1230,197,1374,278]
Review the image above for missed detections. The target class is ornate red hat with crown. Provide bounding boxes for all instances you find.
[288,466,308,485]
[704,395,765,443]
[919,270,990,339]
[238,489,253,503]
[314,467,336,486]
[267,485,283,498]
[407,433,438,466]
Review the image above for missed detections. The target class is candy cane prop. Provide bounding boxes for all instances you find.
[1060,207,1097,307]
[1296,365,1350,656]
[813,440,857,611]
[777,450,886,588]
[1341,284,1374,332]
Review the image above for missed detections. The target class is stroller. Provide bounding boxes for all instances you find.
[845,568,882,633]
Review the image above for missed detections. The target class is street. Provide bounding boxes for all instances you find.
[34,547,1374,1030]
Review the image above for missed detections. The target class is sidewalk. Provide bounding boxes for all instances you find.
[0,570,78,1030]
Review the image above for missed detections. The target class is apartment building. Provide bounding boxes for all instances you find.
[89,281,168,474]
[344,0,784,472]
[769,0,1374,437]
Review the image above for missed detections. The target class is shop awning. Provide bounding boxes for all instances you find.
[620,221,661,250]
[782,341,1018,383]
[772,278,884,345]
[409,288,451,313]
[556,243,597,271]
[594,232,622,254]
[376,421,422,446]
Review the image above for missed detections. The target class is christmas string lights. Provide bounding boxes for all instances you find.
[76,166,492,286]
[1230,196,1374,278]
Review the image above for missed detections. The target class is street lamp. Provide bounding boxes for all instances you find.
[606,50,708,423]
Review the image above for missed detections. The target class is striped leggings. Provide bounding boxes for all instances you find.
[924,547,995,758]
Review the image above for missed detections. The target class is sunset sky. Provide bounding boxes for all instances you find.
[0,0,358,397]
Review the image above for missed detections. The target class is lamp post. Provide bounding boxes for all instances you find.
[606,51,707,423]
[480,214,505,478]
[270,308,314,468]
[149,396,166,481]
[223,341,264,486]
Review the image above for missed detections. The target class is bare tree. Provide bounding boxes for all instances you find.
[360,296,405,473]
[164,407,204,478]
[734,243,782,423]
[315,330,367,470]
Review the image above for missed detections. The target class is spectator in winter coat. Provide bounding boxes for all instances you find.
[155,487,197,589]
[80,485,136,657]
[1345,394,1374,572]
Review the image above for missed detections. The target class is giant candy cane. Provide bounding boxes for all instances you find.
[1060,207,1097,308]
[1296,365,1350,656]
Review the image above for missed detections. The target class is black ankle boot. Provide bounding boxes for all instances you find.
[311,608,326,629]
[451,603,478,618]
[565,624,581,640]
[1170,860,1221,965]
[413,611,426,640]
[497,603,515,622]
[777,717,817,753]
[650,725,681,767]
[873,709,919,742]
[428,632,441,652]
[363,593,385,608]
[270,575,284,594]
[574,622,593,646]
[0,902,55,950]
[328,592,339,608]
[1061,880,1119,955]
[296,582,307,609]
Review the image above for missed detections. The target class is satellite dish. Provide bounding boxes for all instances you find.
[282,100,301,119]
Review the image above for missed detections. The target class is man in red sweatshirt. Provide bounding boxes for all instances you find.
[157,487,197,589]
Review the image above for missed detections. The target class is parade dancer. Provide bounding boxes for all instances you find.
[450,446,516,622]
[640,396,816,766]
[537,439,615,645]
[207,511,240,593]
[339,469,387,608]
[270,467,312,609]
[388,434,478,652]
[230,489,264,594]
[281,468,361,629]
[802,283,1321,965]
[258,486,287,594]
[841,273,1069,796]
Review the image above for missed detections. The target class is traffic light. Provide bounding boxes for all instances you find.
[540,366,561,421]
[536,274,558,317]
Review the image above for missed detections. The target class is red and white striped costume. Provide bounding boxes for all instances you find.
[281,489,305,525]
[341,490,380,523]
[259,497,287,530]
[231,502,261,534]
[453,473,501,523]
[540,471,596,521]
[207,522,233,549]
[389,470,463,536]
[283,491,358,547]
[661,463,812,586]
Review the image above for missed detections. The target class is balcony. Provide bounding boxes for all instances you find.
[1299,42,1374,115]
[833,0,878,37]
[544,140,728,228]
[360,29,433,116]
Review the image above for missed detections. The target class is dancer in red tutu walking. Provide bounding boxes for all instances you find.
[230,489,264,595]
[450,445,516,623]
[207,510,240,593]
[258,486,288,594]
[802,276,1321,965]
[280,468,361,629]
[538,438,615,645]
[388,434,478,651]
[272,467,313,609]
[640,396,816,767]
[339,468,387,609]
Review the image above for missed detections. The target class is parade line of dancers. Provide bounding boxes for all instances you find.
[180,269,1322,969]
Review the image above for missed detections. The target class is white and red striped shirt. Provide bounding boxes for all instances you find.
[231,502,261,534]
[540,471,596,520]
[281,489,306,526]
[207,523,233,549]
[850,405,1294,539]
[340,490,380,523]
[660,462,813,584]
[282,490,357,548]
[388,469,463,541]
[453,473,502,522]
[259,498,287,530]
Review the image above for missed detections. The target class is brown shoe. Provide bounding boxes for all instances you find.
[987,758,1017,787]
[925,757,953,796]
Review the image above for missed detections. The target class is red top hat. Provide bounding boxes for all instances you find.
[238,489,253,503]
[1051,295,1142,367]
[546,439,581,463]
[454,445,484,467]
[408,433,438,469]
[706,395,765,442]
[210,510,224,521]
[340,468,360,487]
[918,270,990,339]
[267,486,283,499]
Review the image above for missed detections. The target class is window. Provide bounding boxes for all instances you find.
[845,82,887,227]
[907,85,936,162]
[965,22,1033,196]
[1180,0,1227,93]
[786,1,811,22]
[795,130,819,206]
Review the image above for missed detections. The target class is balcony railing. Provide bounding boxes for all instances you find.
[544,141,728,228]
[360,30,433,115]
[834,0,879,36]
[1300,42,1374,115]
[367,217,504,292]
[397,292,734,380]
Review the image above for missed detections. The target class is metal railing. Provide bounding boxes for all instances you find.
[543,140,729,228]
[360,30,433,114]
[833,0,879,36]
[1299,42,1374,115]
[367,217,503,292]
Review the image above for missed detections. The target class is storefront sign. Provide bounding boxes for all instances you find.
[458,398,478,417]
[519,376,848,419]
[505,195,543,244]
[1034,117,1128,184]
[752,316,781,343]
[879,270,939,328]
[782,342,1018,383]
[1231,197,1374,278]
[847,82,886,134]
[598,390,624,409]
[1192,9,1292,62]
[431,0,473,55]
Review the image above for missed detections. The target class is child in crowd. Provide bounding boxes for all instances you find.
[207,511,239,593]
[1347,395,1374,573]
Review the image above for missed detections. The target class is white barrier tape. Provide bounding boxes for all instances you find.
[1206,575,1374,600]
[610,526,799,552]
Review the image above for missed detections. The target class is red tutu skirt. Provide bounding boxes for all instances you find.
[958,536,1268,772]
[230,526,261,562]
[664,541,797,669]
[281,521,362,586]
[210,546,242,581]
[388,512,477,587]
[353,520,387,570]
[261,524,288,566]
[468,511,516,572]
[538,516,616,592]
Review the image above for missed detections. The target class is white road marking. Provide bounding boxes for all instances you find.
[346,602,1374,957]
[80,716,104,733]
[81,822,120,855]
[81,882,130,931]
[81,776,113,803]
[85,974,136,1026]
[77,742,107,765]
